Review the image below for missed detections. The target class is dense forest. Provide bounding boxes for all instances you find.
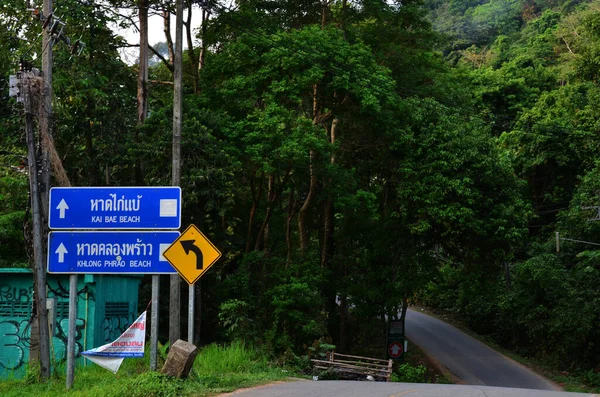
[1,0,599,378]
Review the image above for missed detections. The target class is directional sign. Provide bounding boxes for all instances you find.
[49,187,181,230]
[388,341,404,359]
[47,231,180,274]
[388,320,404,336]
[162,224,221,285]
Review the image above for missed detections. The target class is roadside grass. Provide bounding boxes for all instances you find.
[400,340,454,385]
[412,306,600,394]
[0,340,293,397]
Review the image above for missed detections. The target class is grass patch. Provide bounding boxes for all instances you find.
[189,340,291,394]
[401,340,454,384]
[0,341,293,397]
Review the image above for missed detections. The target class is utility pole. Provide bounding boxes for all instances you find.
[138,0,148,124]
[170,0,184,346]
[40,0,53,219]
[39,3,54,378]
[20,68,51,380]
[19,3,77,382]
[136,0,160,370]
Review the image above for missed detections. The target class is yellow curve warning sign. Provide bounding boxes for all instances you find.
[162,224,222,285]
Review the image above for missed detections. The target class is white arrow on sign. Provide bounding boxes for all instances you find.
[390,343,402,357]
[55,243,68,263]
[56,199,69,219]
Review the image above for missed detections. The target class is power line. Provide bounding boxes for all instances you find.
[560,237,600,247]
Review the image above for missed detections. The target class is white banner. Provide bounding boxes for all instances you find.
[81,311,146,373]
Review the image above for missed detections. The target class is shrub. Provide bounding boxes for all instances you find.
[393,363,427,383]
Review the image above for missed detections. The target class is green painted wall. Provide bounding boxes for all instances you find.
[0,269,141,378]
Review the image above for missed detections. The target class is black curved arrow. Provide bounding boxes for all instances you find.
[180,239,203,270]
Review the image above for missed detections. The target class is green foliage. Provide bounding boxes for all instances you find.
[109,372,183,397]
[558,160,600,242]
[0,155,29,267]
[6,0,600,380]
[584,369,600,387]
[218,299,255,341]
[396,97,530,265]
[307,341,336,360]
[0,211,27,267]
[194,340,270,375]
[22,362,41,385]
[392,363,428,383]
[425,252,600,370]
[0,341,290,396]
[500,254,600,368]
[501,83,600,218]
[421,264,505,334]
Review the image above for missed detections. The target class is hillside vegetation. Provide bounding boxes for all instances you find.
[0,0,598,384]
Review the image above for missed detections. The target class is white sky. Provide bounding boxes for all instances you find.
[114,6,203,64]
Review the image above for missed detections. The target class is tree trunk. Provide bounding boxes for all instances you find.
[163,8,174,66]
[399,297,408,332]
[299,150,317,253]
[263,221,270,255]
[183,0,199,93]
[339,293,347,353]
[321,0,328,28]
[137,0,148,187]
[299,84,321,254]
[286,188,296,266]
[255,174,276,252]
[245,170,263,253]
[341,0,348,38]
[199,8,209,72]
[321,118,338,268]
[138,0,149,124]
[86,9,100,186]
[504,261,512,290]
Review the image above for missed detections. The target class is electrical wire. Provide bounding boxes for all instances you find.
[559,237,600,247]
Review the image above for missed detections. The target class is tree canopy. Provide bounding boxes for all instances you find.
[1,0,600,375]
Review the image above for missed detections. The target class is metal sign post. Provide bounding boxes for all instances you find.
[188,285,194,343]
[150,275,159,371]
[66,274,77,389]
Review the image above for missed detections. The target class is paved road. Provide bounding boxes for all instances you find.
[220,380,595,397]
[406,309,557,390]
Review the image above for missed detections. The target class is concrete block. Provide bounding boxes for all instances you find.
[161,339,198,378]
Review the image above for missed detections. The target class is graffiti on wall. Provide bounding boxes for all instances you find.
[0,279,137,373]
[0,285,33,303]
[0,282,92,370]
[102,313,135,343]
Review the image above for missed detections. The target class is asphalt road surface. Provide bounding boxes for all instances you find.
[219,380,596,397]
[405,309,558,390]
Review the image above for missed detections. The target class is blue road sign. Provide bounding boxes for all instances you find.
[47,231,180,274]
[49,187,181,230]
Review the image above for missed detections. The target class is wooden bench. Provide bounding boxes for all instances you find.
[311,352,393,382]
